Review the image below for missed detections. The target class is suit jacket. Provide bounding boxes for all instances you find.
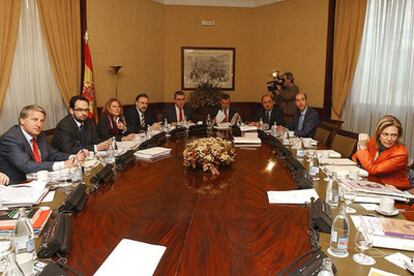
[124,107,155,133]
[0,125,69,184]
[212,105,238,123]
[353,138,410,190]
[97,113,131,141]
[288,107,319,137]
[163,104,193,123]
[253,107,285,127]
[53,114,103,154]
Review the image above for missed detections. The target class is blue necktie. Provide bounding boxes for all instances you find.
[298,114,305,131]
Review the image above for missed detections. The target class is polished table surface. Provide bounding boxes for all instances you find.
[65,129,412,275]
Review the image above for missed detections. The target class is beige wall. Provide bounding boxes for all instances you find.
[88,0,328,107]
[87,0,164,106]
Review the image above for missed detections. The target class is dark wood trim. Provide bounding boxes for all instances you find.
[181,47,236,91]
[80,0,87,93]
[322,0,336,119]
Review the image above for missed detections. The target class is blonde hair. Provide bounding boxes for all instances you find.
[374,115,403,144]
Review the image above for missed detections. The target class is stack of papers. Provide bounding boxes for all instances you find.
[351,215,414,251]
[324,165,368,178]
[116,140,140,150]
[305,149,342,158]
[0,181,49,207]
[267,189,319,204]
[319,158,356,166]
[239,125,258,132]
[134,147,172,160]
[341,179,414,203]
[94,239,166,276]
[233,136,261,147]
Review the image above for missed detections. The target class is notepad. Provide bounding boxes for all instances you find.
[239,125,258,132]
[0,181,49,207]
[94,239,167,276]
[134,147,172,159]
[233,137,261,144]
[318,158,356,166]
[267,189,319,204]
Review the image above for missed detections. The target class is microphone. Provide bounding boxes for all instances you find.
[90,164,114,184]
[116,150,136,171]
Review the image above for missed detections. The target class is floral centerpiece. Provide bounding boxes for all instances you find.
[183,137,235,176]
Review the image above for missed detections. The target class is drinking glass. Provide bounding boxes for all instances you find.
[353,227,376,265]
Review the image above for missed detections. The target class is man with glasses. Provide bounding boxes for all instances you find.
[0,105,86,184]
[53,95,111,154]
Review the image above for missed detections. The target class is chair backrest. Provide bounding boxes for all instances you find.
[330,129,359,159]
[321,119,344,129]
[313,121,340,146]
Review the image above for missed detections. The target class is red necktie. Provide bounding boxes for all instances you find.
[179,108,184,122]
[223,109,228,122]
[31,138,41,163]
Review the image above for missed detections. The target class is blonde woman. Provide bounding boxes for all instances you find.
[353,115,409,190]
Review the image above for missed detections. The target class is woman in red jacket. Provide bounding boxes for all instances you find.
[353,115,410,190]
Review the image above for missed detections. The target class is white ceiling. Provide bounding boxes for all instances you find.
[152,0,284,8]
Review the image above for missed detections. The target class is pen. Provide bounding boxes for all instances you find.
[76,140,87,159]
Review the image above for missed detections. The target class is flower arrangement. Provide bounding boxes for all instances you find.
[183,137,236,175]
[190,80,223,109]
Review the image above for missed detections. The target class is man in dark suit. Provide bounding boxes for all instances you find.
[125,93,161,132]
[163,90,193,124]
[53,95,110,154]
[288,92,319,137]
[251,94,284,128]
[213,93,238,124]
[0,105,86,184]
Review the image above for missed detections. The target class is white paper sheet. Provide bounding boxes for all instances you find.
[0,181,48,207]
[385,252,413,270]
[267,189,319,204]
[239,125,258,132]
[41,191,56,203]
[319,158,356,166]
[94,239,167,276]
[233,137,261,144]
[359,203,378,211]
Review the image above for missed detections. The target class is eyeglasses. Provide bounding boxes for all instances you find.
[73,108,89,113]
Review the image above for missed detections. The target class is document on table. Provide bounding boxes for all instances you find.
[0,181,48,207]
[267,189,319,204]
[94,239,167,276]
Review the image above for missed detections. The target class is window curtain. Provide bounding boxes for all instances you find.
[0,0,67,133]
[343,0,414,158]
[0,0,21,111]
[37,0,81,107]
[331,0,367,119]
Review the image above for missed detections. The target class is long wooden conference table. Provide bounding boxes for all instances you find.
[60,127,411,275]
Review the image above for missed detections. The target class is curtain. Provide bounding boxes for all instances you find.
[37,0,81,107]
[0,0,67,133]
[0,0,21,111]
[343,0,414,158]
[331,0,367,119]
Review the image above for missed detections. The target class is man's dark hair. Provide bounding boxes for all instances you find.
[283,72,294,82]
[221,93,231,100]
[135,93,149,102]
[295,91,307,100]
[174,90,185,99]
[69,95,89,109]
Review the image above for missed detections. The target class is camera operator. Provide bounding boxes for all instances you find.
[274,72,298,125]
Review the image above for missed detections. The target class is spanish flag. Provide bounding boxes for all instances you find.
[82,31,96,120]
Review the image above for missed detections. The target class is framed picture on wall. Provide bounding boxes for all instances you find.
[181,47,235,90]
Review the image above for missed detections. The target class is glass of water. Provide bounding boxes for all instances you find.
[353,227,376,266]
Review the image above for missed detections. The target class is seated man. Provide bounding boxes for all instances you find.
[213,93,238,124]
[163,90,193,124]
[250,94,284,128]
[125,93,161,132]
[53,95,110,154]
[0,172,9,185]
[287,92,319,137]
[0,105,86,184]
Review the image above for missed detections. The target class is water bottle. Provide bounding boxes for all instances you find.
[259,118,264,130]
[106,137,116,164]
[317,258,334,276]
[206,114,212,128]
[308,152,320,180]
[14,208,35,258]
[3,252,24,276]
[271,122,277,136]
[326,173,339,207]
[146,125,152,140]
[329,204,350,257]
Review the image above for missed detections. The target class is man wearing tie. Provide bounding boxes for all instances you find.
[213,93,238,124]
[53,95,110,154]
[251,94,284,128]
[0,105,86,184]
[163,90,192,124]
[125,93,161,132]
[288,92,319,137]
